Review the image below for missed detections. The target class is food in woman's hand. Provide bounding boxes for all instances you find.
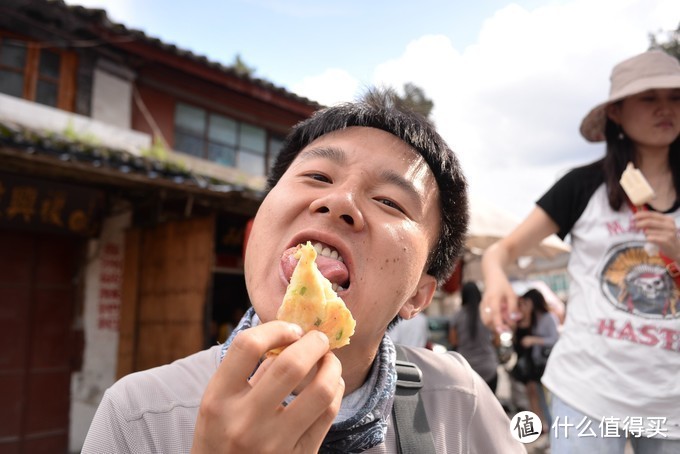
[620,162,659,255]
[269,241,355,356]
[620,162,655,207]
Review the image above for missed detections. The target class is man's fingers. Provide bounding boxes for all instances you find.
[290,352,344,451]
[251,329,331,410]
[285,351,342,418]
[217,321,304,391]
[248,356,275,388]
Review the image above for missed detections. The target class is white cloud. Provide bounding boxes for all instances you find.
[291,68,361,106]
[294,0,680,218]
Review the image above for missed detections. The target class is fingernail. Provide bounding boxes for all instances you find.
[314,329,330,344]
[288,323,304,336]
[509,312,522,321]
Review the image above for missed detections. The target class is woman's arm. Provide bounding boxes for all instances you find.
[481,206,560,333]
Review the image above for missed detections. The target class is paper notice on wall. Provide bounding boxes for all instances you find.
[96,241,122,331]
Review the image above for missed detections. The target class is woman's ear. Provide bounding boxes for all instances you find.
[606,103,621,124]
[398,273,437,320]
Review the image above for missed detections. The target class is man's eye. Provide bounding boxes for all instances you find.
[306,173,330,183]
[378,198,404,213]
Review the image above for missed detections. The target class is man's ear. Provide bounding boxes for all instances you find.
[398,273,437,320]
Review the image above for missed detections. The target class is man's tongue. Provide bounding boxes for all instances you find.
[281,246,349,286]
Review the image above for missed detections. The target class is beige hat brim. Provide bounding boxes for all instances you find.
[580,74,680,142]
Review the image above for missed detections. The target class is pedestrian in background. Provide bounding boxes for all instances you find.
[510,289,559,431]
[449,281,500,393]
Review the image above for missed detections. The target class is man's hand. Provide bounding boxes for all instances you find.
[191,321,344,453]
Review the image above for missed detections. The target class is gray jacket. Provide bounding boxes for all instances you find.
[83,344,526,453]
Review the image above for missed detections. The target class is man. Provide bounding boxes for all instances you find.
[83,89,525,453]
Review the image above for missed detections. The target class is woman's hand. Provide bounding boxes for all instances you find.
[634,211,680,261]
[481,206,560,335]
[479,273,521,335]
[191,321,344,454]
[520,335,543,348]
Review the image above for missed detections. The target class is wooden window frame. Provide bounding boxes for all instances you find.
[174,102,278,177]
[0,33,77,111]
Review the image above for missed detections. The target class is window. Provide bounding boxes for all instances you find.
[268,136,284,173]
[238,123,265,175]
[0,40,26,98]
[0,35,77,110]
[174,102,281,177]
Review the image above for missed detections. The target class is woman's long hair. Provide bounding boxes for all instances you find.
[602,116,680,210]
[461,282,482,340]
[520,289,549,330]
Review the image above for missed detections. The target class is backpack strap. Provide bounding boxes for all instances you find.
[392,344,436,454]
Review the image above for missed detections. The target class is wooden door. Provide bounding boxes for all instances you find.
[0,230,81,453]
[118,216,214,374]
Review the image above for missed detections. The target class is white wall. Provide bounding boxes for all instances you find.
[69,204,131,452]
[0,92,151,154]
[91,59,135,129]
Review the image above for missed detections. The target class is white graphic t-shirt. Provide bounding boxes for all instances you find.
[537,161,680,439]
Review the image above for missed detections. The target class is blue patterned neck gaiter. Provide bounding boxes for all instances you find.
[220,307,398,453]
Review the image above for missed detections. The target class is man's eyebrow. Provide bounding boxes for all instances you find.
[297,146,347,164]
[380,170,424,208]
[298,144,425,207]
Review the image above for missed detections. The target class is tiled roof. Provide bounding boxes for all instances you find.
[0,119,266,214]
[35,0,322,109]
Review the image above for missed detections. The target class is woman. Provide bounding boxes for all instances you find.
[511,289,559,431]
[449,282,499,392]
[481,49,680,453]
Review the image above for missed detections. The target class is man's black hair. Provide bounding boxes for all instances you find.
[267,87,469,285]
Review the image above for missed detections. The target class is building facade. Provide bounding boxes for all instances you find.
[0,1,320,451]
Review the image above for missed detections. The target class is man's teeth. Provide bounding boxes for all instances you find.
[312,242,343,262]
[309,242,346,292]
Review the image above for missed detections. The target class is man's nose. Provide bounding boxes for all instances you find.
[309,187,365,230]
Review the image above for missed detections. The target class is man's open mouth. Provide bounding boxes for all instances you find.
[284,241,350,291]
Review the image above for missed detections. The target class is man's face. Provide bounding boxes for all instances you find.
[244,126,441,349]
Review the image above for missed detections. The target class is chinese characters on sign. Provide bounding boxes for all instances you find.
[510,411,542,444]
[97,242,122,331]
[551,416,668,439]
[511,412,669,444]
[0,172,103,236]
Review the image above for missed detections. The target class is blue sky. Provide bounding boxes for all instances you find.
[77,0,550,88]
[66,0,680,220]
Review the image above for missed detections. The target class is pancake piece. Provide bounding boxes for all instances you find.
[270,241,355,355]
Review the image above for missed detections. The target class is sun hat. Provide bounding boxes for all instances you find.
[580,50,680,142]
